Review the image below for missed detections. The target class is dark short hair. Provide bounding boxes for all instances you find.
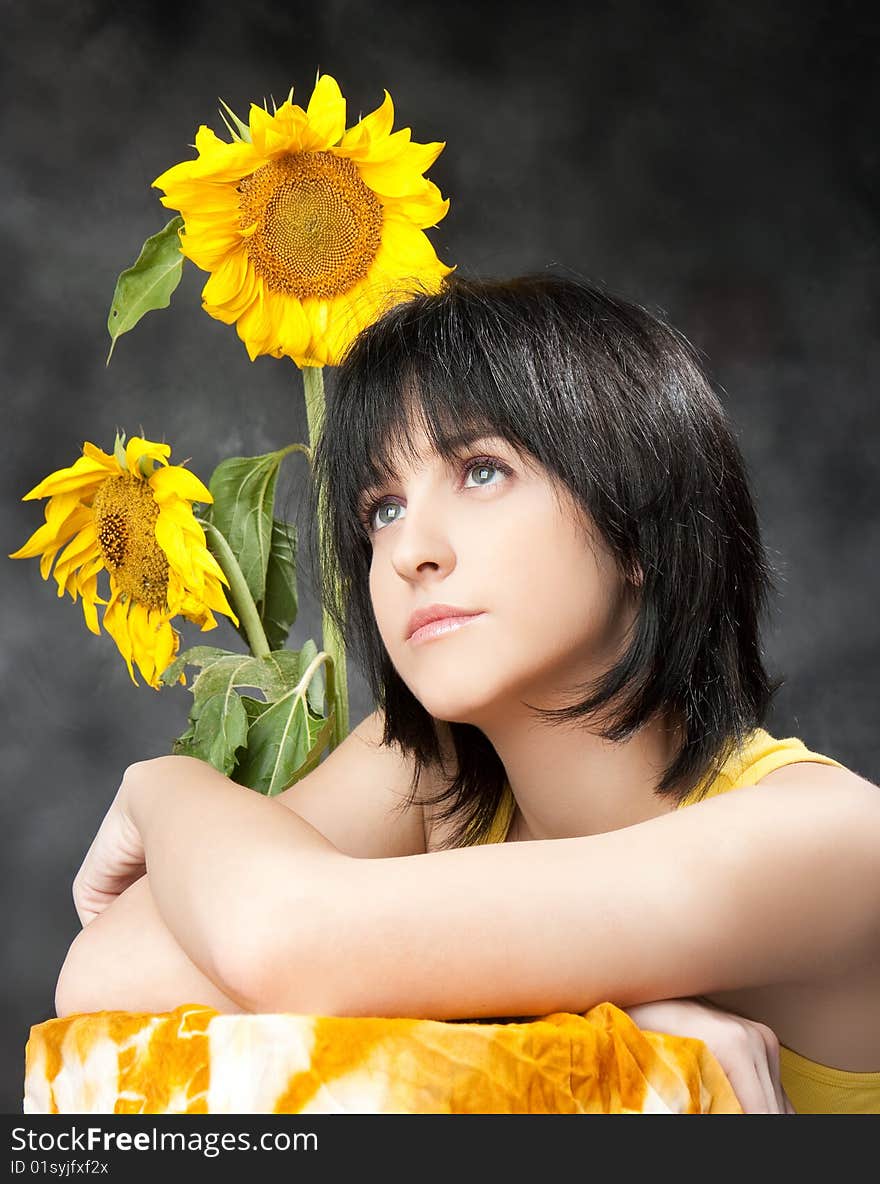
[308,272,780,849]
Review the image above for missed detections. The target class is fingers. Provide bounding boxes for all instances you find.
[750,1044,779,1113]
[752,1020,789,1114]
[716,1023,785,1113]
[722,1060,768,1113]
[620,997,795,1114]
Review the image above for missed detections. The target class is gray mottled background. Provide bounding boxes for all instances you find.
[2,0,878,1111]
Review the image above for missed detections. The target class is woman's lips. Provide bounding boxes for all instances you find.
[408,613,485,646]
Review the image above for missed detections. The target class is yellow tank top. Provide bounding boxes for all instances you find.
[478,729,880,1114]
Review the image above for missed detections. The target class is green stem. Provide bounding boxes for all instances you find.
[275,442,312,467]
[197,517,271,660]
[301,365,350,749]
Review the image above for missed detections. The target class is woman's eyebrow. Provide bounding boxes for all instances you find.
[355,432,514,508]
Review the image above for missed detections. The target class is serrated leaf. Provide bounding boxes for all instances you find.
[261,519,298,650]
[235,678,332,796]
[171,722,197,758]
[189,649,301,704]
[239,694,271,729]
[160,645,231,688]
[205,453,284,607]
[287,711,334,783]
[106,216,185,362]
[190,691,249,775]
[166,644,330,791]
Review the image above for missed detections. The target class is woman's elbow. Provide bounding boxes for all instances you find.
[54,927,91,1018]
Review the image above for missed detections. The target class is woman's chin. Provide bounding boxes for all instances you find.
[408,684,506,729]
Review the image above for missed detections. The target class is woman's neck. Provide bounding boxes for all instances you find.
[482,709,683,840]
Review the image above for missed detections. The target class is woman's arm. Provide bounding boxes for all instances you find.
[196,763,880,1019]
[55,873,250,1017]
[118,754,880,1021]
[113,755,353,1008]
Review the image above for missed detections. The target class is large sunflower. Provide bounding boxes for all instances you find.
[152,73,454,366]
[10,436,238,689]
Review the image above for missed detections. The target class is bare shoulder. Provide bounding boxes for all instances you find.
[696,757,880,845]
[756,758,880,805]
[274,709,454,859]
[710,757,880,893]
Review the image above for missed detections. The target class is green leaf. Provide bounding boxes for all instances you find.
[106,216,185,363]
[239,694,271,729]
[287,711,334,783]
[189,649,301,704]
[260,520,298,651]
[205,453,285,608]
[160,645,232,689]
[190,691,249,775]
[235,669,333,796]
[165,643,332,793]
[171,722,197,758]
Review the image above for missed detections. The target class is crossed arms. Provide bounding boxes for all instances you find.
[55,752,880,1025]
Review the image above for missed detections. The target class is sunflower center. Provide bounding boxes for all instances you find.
[238,151,384,299]
[92,476,169,610]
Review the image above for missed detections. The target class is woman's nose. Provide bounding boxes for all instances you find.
[389,500,456,580]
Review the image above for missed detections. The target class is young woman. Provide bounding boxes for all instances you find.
[57,274,880,1114]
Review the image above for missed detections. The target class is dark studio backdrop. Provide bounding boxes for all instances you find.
[2,0,878,1113]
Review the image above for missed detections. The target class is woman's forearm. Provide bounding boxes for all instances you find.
[125,755,348,1008]
[55,874,249,1017]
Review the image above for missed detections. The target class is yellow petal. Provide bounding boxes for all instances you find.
[302,73,347,149]
[197,575,238,623]
[155,518,200,588]
[9,499,91,561]
[124,602,153,688]
[103,594,139,687]
[376,218,449,273]
[384,182,451,229]
[81,442,122,471]
[357,141,446,197]
[340,90,395,151]
[336,126,412,165]
[155,497,209,542]
[78,576,102,636]
[179,226,249,272]
[153,126,257,190]
[125,436,171,475]
[52,518,98,571]
[201,247,252,310]
[235,288,276,360]
[272,290,312,360]
[152,614,180,681]
[22,457,111,501]
[203,255,259,321]
[150,465,213,507]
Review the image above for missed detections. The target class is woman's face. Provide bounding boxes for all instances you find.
[362,422,638,728]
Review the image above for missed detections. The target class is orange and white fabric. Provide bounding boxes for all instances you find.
[24,1001,741,1114]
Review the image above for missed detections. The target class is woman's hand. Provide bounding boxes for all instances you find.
[72,764,148,927]
[624,997,795,1114]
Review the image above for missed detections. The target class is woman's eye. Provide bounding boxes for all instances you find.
[464,461,504,488]
[363,457,511,534]
[372,502,403,530]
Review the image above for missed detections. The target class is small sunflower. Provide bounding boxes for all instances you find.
[152,72,454,366]
[10,435,238,689]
